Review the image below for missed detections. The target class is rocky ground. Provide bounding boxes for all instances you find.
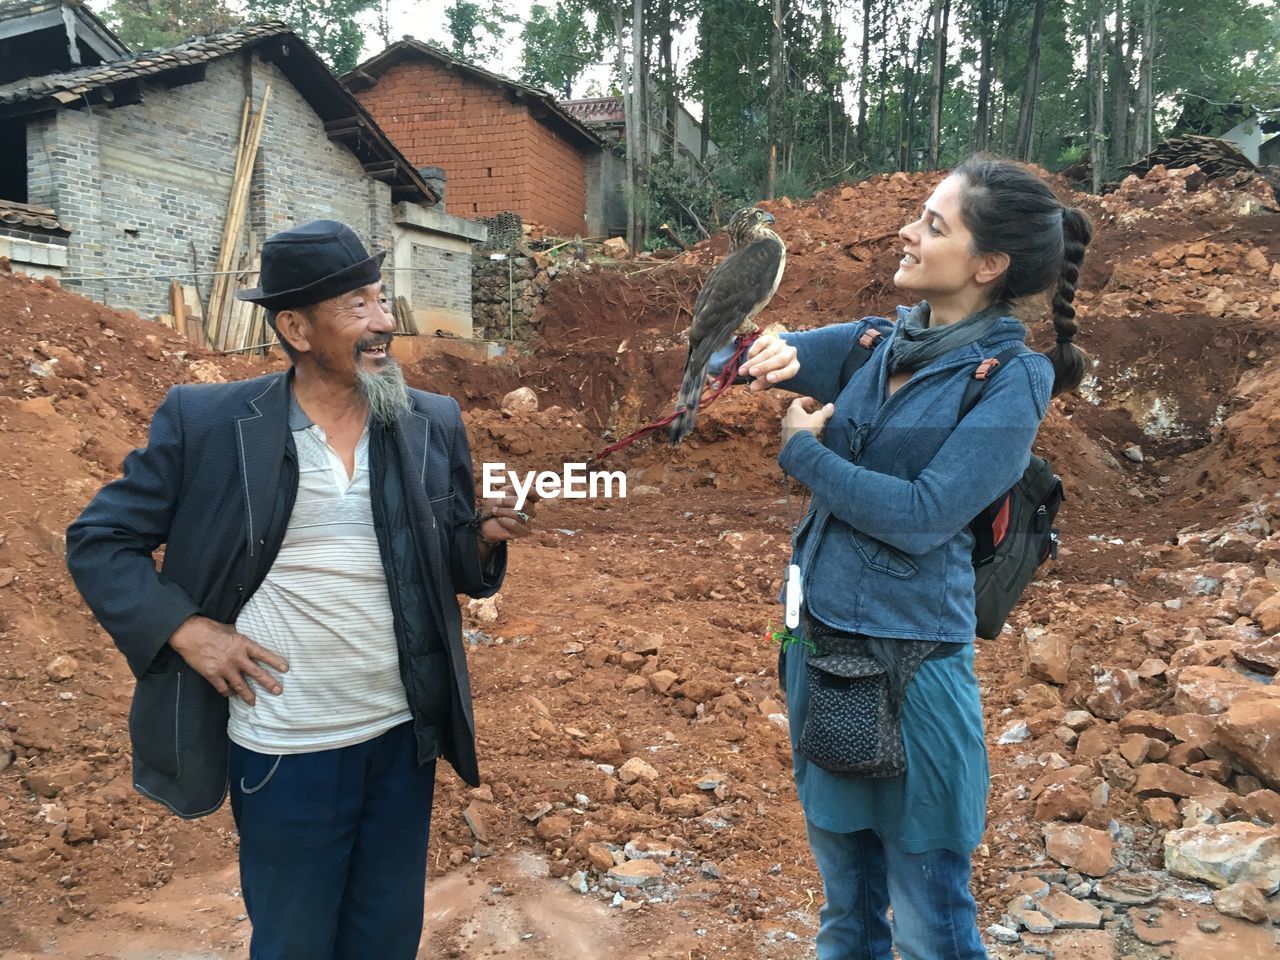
[0,163,1278,959]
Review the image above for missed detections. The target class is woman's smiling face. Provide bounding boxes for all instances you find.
[893,175,988,300]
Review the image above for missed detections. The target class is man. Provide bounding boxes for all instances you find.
[66,220,532,959]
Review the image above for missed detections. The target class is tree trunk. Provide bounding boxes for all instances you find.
[1137,0,1155,157]
[874,3,889,164]
[1092,0,1107,193]
[928,0,950,169]
[659,0,676,162]
[820,0,833,163]
[856,0,871,153]
[768,0,784,197]
[904,29,927,170]
[1013,0,1046,161]
[631,0,647,246]
[1110,0,1129,165]
[896,22,911,170]
[974,0,993,151]
[698,8,711,163]
[612,0,635,249]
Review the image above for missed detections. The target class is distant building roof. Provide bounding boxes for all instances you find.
[345,39,604,151]
[0,22,438,205]
[560,96,624,126]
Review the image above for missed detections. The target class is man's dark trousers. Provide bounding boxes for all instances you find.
[228,721,436,959]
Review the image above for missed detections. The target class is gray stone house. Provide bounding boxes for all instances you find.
[0,6,484,340]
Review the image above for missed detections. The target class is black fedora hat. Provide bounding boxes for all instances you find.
[236,220,386,310]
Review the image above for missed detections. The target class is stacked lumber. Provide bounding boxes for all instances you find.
[1126,135,1257,181]
[206,84,271,350]
[393,295,419,335]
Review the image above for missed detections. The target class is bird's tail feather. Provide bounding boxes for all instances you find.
[668,344,718,445]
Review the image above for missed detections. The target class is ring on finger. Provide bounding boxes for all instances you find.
[515,510,530,524]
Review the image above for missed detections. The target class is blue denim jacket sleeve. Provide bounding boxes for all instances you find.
[776,321,874,403]
[777,353,1054,555]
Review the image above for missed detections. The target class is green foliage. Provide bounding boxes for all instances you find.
[243,0,373,72]
[102,0,241,51]
[519,2,605,98]
[443,0,518,63]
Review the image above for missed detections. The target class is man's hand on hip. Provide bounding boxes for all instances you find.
[168,616,288,706]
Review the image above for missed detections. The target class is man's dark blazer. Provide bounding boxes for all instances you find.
[66,370,504,818]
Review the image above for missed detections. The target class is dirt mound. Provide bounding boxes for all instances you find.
[2,164,1280,959]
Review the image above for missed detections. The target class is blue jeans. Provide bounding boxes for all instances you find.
[228,721,437,960]
[806,820,988,960]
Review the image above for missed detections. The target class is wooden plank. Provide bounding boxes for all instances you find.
[207,86,271,348]
[170,278,186,336]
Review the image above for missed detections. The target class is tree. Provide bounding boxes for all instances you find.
[244,0,372,73]
[443,0,517,63]
[1135,0,1155,157]
[927,0,951,169]
[972,0,994,151]
[1091,0,1107,192]
[519,2,603,97]
[855,0,872,153]
[767,0,784,197]
[1013,0,1046,160]
[103,0,241,51]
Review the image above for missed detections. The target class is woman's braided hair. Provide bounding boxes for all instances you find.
[952,155,1091,396]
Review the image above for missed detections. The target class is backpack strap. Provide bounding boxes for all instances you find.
[963,344,1036,565]
[836,326,887,392]
[958,344,1033,418]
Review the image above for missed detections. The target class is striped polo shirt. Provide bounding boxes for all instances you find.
[228,397,410,754]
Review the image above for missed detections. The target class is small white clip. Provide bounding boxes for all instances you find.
[785,564,801,630]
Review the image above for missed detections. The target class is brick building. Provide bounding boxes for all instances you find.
[346,40,607,238]
[0,10,484,337]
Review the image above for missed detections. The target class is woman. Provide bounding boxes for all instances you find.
[740,157,1091,959]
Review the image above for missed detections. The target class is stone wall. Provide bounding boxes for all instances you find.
[471,251,554,341]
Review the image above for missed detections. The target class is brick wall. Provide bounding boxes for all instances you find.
[354,58,589,237]
[24,53,399,318]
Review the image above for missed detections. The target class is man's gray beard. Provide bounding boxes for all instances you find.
[355,359,411,426]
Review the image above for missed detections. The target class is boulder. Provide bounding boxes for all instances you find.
[1217,691,1280,789]
[1037,891,1103,929]
[1034,782,1092,822]
[1232,634,1280,675]
[1085,667,1143,720]
[1172,666,1257,715]
[1212,882,1269,923]
[1163,822,1280,889]
[1043,823,1113,877]
[1253,593,1280,633]
[601,237,630,259]
[500,387,538,415]
[1026,631,1072,685]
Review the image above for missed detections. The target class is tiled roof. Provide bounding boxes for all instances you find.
[0,21,289,106]
[0,23,437,204]
[0,198,68,234]
[560,96,624,125]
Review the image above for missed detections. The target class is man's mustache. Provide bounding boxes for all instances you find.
[354,335,394,353]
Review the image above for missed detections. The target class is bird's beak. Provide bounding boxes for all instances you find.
[761,212,775,224]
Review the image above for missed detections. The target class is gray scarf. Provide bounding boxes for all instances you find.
[887,301,1004,375]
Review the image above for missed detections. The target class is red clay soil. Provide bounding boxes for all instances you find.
[1,163,1279,960]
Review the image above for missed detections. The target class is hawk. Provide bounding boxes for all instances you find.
[669,207,786,444]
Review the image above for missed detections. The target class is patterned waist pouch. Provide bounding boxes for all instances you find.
[796,610,946,779]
